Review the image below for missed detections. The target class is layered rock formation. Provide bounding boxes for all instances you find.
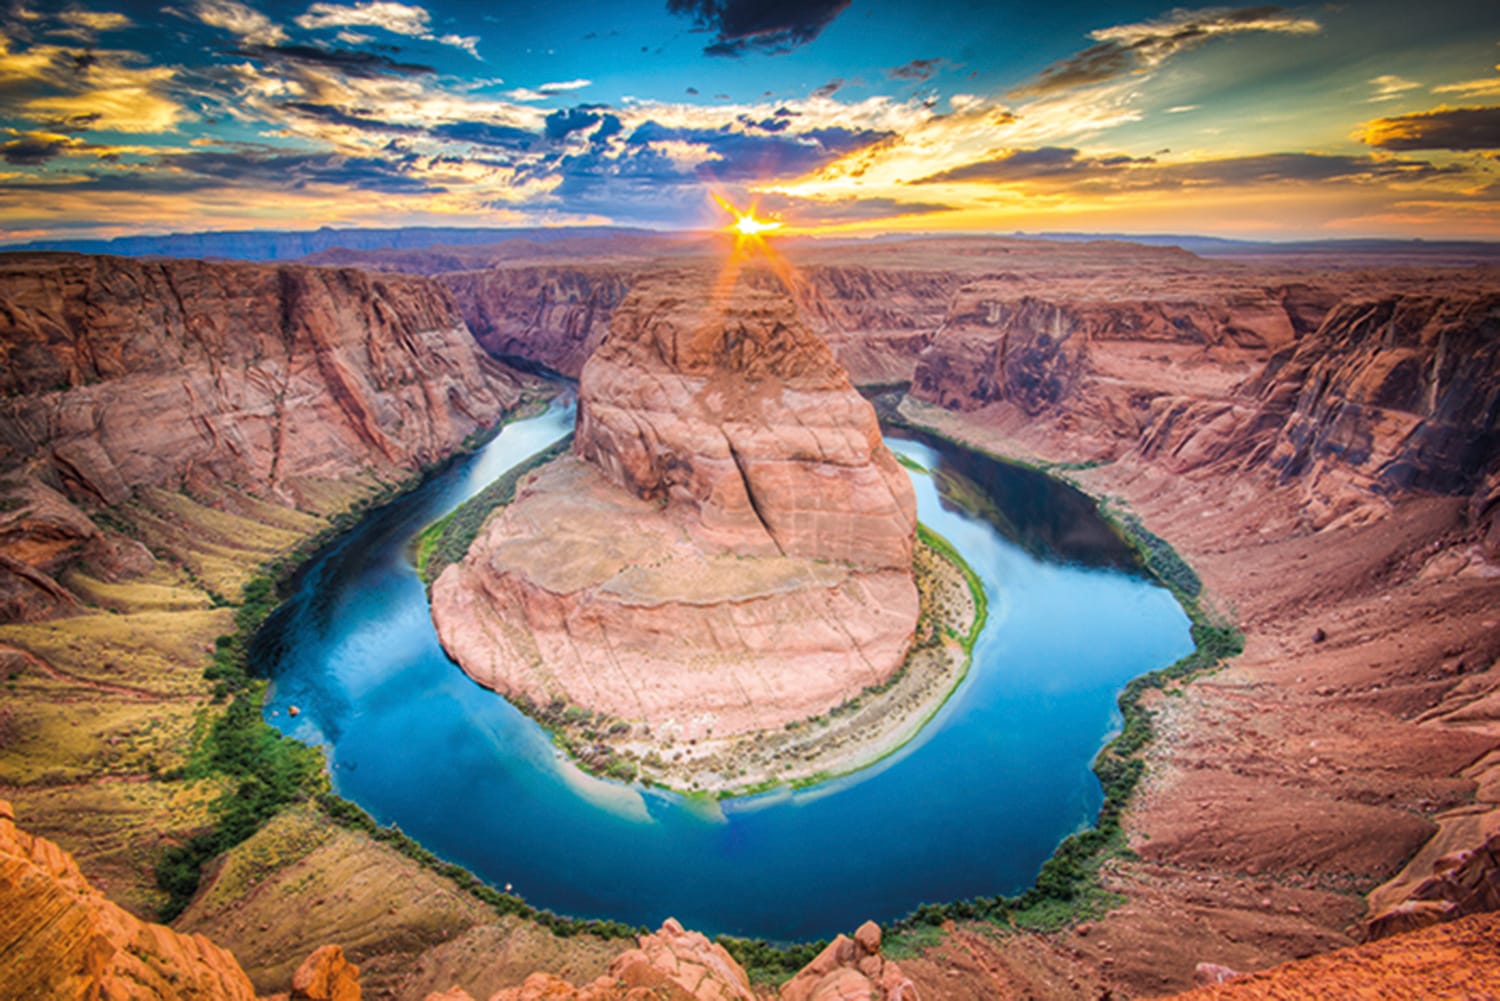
[888,264,1500,996]
[432,267,918,741]
[442,266,634,378]
[0,253,525,620]
[0,798,260,1000]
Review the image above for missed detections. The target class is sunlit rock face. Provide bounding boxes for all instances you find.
[575,268,916,570]
[432,267,919,741]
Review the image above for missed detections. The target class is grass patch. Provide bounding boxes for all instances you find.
[717,936,830,986]
[416,434,574,585]
[883,923,945,960]
[313,792,640,941]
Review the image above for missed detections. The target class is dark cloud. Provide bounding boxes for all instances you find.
[1012,42,1132,96]
[1010,6,1317,98]
[156,150,439,193]
[1362,106,1500,151]
[667,0,852,57]
[545,106,605,141]
[283,102,423,134]
[811,78,843,98]
[1161,152,1455,185]
[592,114,623,143]
[429,121,536,150]
[627,120,890,180]
[887,58,943,82]
[736,107,799,132]
[758,194,954,221]
[234,44,435,79]
[916,147,1455,188]
[916,147,1152,183]
[0,136,70,165]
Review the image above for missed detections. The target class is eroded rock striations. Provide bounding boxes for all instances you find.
[0,798,261,1000]
[0,253,525,620]
[432,267,918,741]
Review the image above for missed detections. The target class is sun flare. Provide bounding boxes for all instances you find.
[732,212,782,238]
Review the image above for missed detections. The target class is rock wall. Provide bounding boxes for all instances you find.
[441,265,635,378]
[0,253,525,620]
[438,260,960,386]
[908,283,1500,533]
[575,268,915,570]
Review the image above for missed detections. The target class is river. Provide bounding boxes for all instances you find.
[259,394,1192,940]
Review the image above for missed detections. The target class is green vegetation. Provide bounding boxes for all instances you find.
[155,686,325,919]
[717,935,830,985]
[154,400,556,920]
[416,434,574,585]
[1110,509,1202,598]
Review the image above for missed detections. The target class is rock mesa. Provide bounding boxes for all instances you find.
[432,268,918,741]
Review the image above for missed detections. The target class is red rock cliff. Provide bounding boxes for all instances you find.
[432,266,919,741]
[0,253,525,620]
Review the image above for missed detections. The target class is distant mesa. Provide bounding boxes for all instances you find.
[430,266,919,746]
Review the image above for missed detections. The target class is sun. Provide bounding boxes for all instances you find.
[714,194,783,249]
[732,211,782,238]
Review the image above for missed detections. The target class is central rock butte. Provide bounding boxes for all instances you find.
[430,267,919,741]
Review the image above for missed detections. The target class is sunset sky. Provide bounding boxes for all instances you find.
[1,0,1498,242]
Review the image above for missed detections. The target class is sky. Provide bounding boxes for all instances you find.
[1,0,1498,241]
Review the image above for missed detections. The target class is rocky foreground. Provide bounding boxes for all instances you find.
[6,795,1500,1000]
[431,266,919,746]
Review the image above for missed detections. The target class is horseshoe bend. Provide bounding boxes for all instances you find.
[427,267,981,791]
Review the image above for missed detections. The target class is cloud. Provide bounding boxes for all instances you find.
[1433,77,1500,99]
[915,146,1155,184]
[914,146,1456,189]
[1369,74,1420,103]
[507,79,592,102]
[1361,105,1500,151]
[52,9,131,39]
[430,120,536,150]
[626,120,892,181]
[0,32,187,133]
[0,133,73,165]
[887,58,943,82]
[757,193,953,222]
[234,43,436,78]
[194,0,288,46]
[544,105,608,141]
[294,1,479,57]
[667,0,852,57]
[158,148,439,193]
[811,78,843,98]
[1012,5,1320,97]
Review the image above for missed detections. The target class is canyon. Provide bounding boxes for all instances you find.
[0,236,1498,998]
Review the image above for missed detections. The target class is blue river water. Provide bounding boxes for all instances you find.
[259,395,1192,941]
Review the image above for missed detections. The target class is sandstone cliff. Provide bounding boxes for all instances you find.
[437,260,957,387]
[432,266,918,742]
[441,265,635,378]
[0,253,526,620]
[0,798,261,1000]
